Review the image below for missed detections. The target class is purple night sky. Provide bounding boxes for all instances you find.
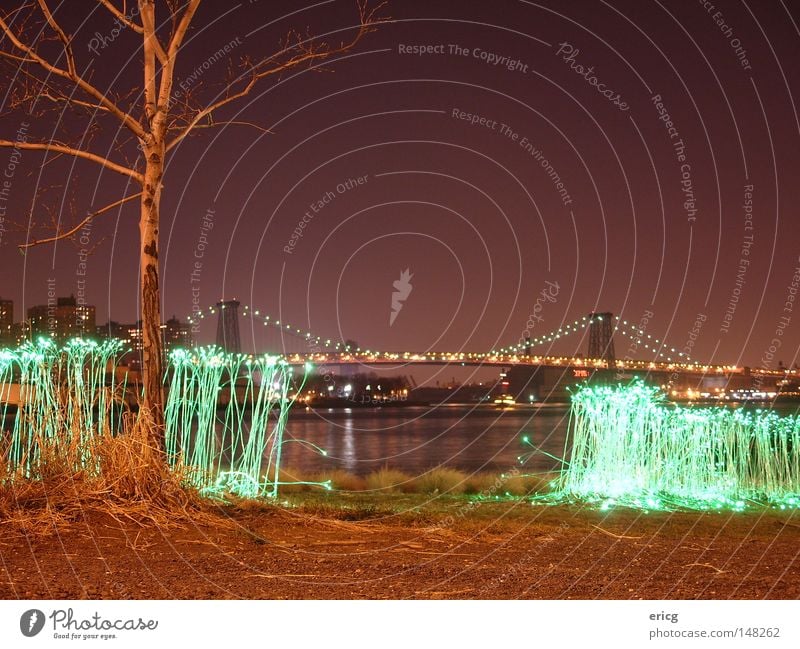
[1,0,799,370]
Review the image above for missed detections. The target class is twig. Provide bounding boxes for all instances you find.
[419,588,474,596]
[244,573,339,579]
[683,562,727,574]
[590,524,643,540]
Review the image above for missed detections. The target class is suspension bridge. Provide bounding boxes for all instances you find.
[192,301,682,363]
[186,301,794,400]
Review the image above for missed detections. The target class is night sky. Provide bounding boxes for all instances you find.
[1,0,799,369]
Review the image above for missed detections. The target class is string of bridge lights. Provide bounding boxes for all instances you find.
[613,320,693,363]
[495,315,694,364]
[493,316,592,355]
[186,303,354,352]
[187,307,692,364]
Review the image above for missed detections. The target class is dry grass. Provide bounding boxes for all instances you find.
[0,409,215,534]
[275,468,553,497]
[503,473,549,496]
[314,469,367,492]
[463,472,501,494]
[364,468,413,493]
[1,394,551,540]
[269,467,365,493]
[413,467,468,495]
[462,471,554,496]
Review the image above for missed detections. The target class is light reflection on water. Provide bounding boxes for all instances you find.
[277,401,800,476]
[279,405,571,476]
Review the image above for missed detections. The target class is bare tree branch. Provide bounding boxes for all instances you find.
[155,0,200,122]
[37,89,111,112]
[166,0,386,152]
[140,0,159,130]
[187,118,272,135]
[18,191,142,249]
[165,0,200,59]
[138,0,168,65]
[96,0,144,34]
[0,12,146,139]
[0,139,143,181]
[36,0,76,76]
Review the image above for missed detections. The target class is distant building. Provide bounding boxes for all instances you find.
[97,316,192,366]
[163,316,192,351]
[97,320,143,355]
[27,294,96,342]
[10,321,29,346]
[0,298,12,345]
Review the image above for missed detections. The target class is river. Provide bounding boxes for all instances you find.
[279,404,571,476]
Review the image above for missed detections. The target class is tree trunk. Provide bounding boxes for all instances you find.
[139,148,166,450]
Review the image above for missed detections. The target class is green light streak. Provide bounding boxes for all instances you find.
[534,381,800,511]
[0,338,124,478]
[163,348,321,498]
[1,340,320,499]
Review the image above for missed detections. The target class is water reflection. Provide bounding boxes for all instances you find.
[280,405,571,476]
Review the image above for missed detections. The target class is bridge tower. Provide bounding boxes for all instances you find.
[587,312,615,365]
[215,299,241,353]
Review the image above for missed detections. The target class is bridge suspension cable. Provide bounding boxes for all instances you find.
[187,303,352,353]
[493,316,591,355]
[614,318,693,363]
[493,314,694,363]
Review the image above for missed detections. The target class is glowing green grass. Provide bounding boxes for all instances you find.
[0,338,125,478]
[537,382,800,511]
[0,339,319,498]
[165,348,325,498]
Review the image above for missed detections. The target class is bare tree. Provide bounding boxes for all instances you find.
[0,0,384,454]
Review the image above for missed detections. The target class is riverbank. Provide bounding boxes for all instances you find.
[2,492,799,599]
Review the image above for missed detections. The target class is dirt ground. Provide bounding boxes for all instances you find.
[2,493,799,599]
